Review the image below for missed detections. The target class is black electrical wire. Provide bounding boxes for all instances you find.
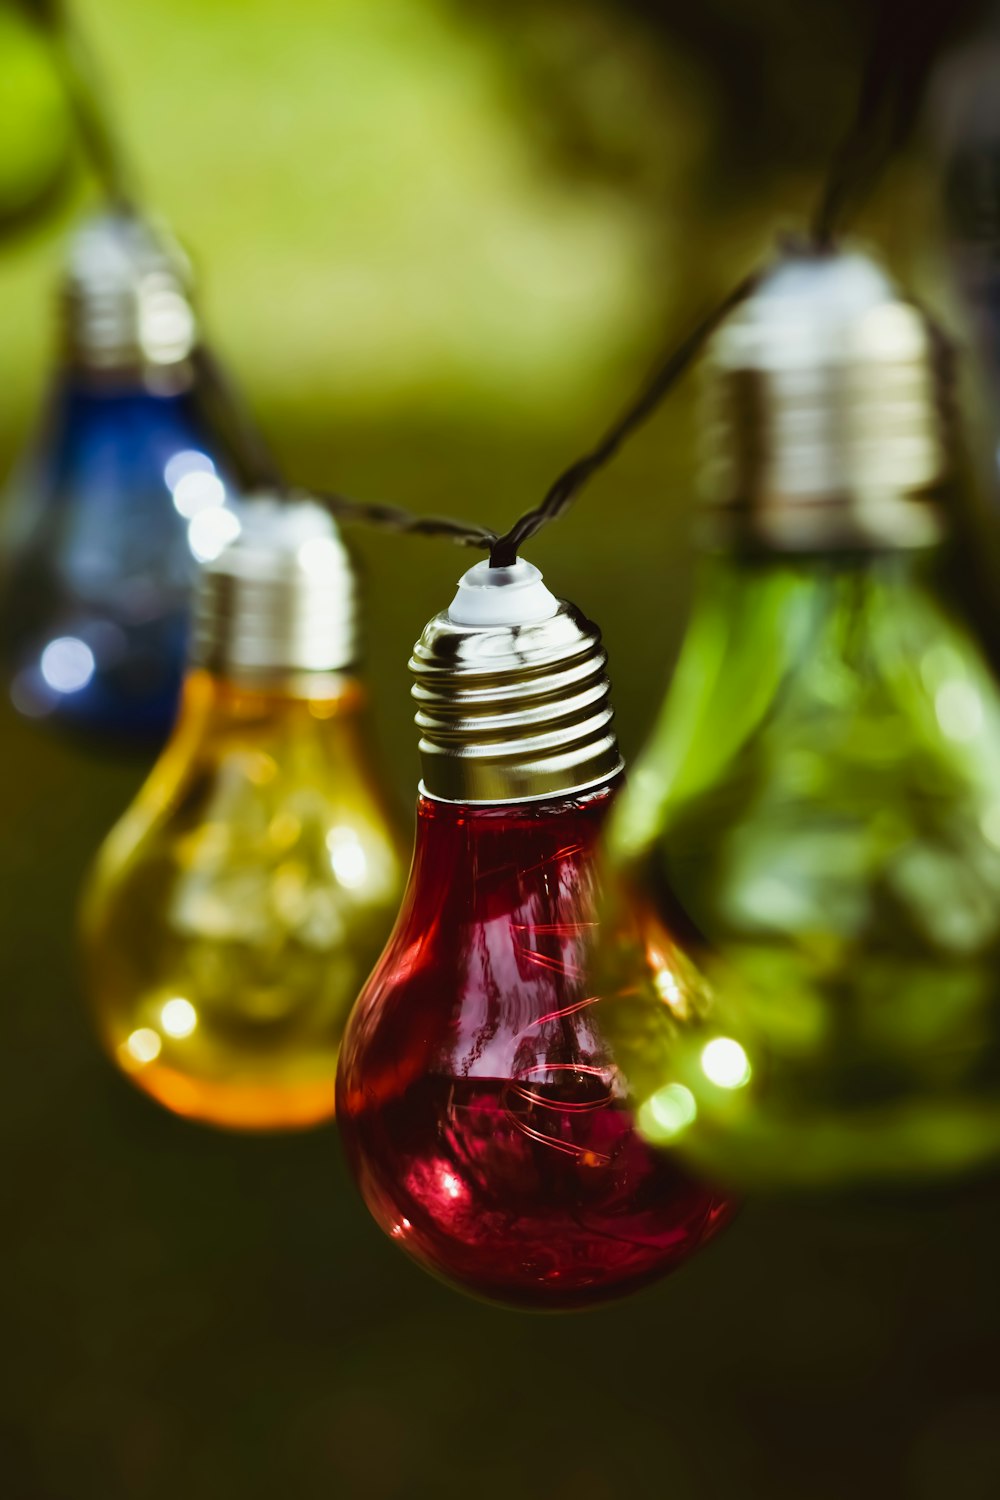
[31,0,137,210]
[487,270,761,567]
[192,348,496,548]
[189,344,285,493]
[811,0,974,247]
[42,0,961,562]
[32,4,495,549]
[308,491,497,551]
[487,0,971,567]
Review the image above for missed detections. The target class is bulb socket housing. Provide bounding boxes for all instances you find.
[61,208,198,382]
[410,560,623,804]
[191,497,359,689]
[702,246,953,551]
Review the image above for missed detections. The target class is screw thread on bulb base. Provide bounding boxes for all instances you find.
[190,498,360,687]
[61,208,198,382]
[702,247,952,552]
[410,562,623,804]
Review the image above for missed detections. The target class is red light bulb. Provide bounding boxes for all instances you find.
[337,560,734,1308]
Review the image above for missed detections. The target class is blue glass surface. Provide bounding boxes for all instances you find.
[0,375,237,746]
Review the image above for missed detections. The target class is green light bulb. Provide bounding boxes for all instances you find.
[602,248,1000,1189]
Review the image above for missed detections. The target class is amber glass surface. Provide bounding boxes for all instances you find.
[603,550,1000,1188]
[81,670,406,1130]
[336,784,733,1310]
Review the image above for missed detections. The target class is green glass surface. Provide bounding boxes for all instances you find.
[603,547,1000,1189]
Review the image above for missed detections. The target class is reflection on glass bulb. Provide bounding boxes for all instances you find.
[81,671,406,1130]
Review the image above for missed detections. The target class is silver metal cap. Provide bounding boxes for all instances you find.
[702,247,951,550]
[410,560,623,804]
[61,208,198,378]
[191,496,359,685]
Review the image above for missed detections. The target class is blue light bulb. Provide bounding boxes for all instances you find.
[0,208,241,746]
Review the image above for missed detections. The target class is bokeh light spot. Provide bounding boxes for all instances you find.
[161,997,197,1039]
[441,1170,463,1200]
[935,681,984,743]
[327,827,368,888]
[40,636,95,694]
[164,449,215,492]
[172,469,226,519]
[652,964,681,1007]
[982,804,1000,851]
[126,1028,162,1065]
[10,668,55,718]
[638,1082,698,1143]
[701,1037,752,1090]
[188,507,241,562]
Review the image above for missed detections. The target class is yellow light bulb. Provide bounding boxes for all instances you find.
[79,498,407,1131]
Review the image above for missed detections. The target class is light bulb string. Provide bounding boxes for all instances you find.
[190,344,285,494]
[810,0,969,249]
[32,0,138,212]
[188,345,498,548]
[47,0,954,561]
[306,489,498,552]
[307,0,950,564]
[486,270,763,567]
[488,0,969,566]
[36,1,502,548]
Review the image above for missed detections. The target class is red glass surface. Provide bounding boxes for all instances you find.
[336,784,734,1309]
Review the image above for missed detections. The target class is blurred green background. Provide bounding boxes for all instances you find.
[4,2,1000,1496]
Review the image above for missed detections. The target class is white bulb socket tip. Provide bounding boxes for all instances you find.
[447,559,559,627]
